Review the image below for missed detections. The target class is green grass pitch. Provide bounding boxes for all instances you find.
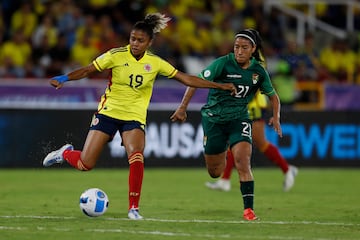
[1,168,359,240]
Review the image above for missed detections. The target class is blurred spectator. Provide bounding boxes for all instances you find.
[0,29,31,78]
[95,15,119,53]
[302,33,320,69]
[257,7,286,52]
[75,14,99,48]
[52,0,84,49]
[10,2,38,40]
[173,7,198,55]
[242,0,264,29]
[150,34,185,71]
[262,42,281,75]
[271,60,298,109]
[280,34,318,81]
[319,38,357,83]
[31,34,55,78]
[110,8,133,39]
[32,14,58,48]
[48,33,70,76]
[211,16,237,57]
[70,30,99,68]
[212,0,243,33]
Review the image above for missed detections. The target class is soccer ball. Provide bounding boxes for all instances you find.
[79,188,109,217]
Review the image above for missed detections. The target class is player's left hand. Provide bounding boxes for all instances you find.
[268,117,282,137]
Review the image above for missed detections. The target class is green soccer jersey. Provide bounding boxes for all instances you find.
[199,53,275,123]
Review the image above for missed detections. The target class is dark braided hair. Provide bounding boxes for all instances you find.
[133,13,170,40]
[235,29,264,64]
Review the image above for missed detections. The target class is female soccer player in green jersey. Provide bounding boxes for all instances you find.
[42,13,236,220]
[205,92,298,193]
[205,30,298,193]
[171,29,282,221]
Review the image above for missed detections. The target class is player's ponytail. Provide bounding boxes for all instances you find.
[133,13,171,40]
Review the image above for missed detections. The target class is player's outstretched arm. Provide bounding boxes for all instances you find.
[170,87,197,123]
[173,71,236,94]
[49,63,98,89]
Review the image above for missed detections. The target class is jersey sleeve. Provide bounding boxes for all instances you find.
[198,56,226,81]
[93,50,114,72]
[158,58,178,78]
[259,68,276,96]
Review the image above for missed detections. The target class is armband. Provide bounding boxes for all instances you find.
[52,75,69,83]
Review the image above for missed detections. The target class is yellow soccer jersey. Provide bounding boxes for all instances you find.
[93,45,178,125]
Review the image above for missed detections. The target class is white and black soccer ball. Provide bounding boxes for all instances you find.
[79,188,109,217]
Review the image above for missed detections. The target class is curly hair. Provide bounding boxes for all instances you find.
[133,13,171,40]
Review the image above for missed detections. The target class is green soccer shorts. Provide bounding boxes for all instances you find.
[201,117,252,155]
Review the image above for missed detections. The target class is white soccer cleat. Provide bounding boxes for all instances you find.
[283,165,298,192]
[128,208,143,220]
[205,179,231,192]
[43,144,74,167]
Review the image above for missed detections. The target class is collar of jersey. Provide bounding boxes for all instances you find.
[127,44,148,62]
[231,53,257,69]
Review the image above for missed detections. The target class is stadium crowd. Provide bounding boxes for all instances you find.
[1,0,360,106]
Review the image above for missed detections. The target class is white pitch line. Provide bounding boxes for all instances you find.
[89,228,233,239]
[0,225,333,240]
[0,215,75,220]
[1,215,359,227]
[0,226,26,231]
[129,218,360,227]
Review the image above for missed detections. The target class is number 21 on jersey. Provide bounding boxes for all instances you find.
[235,85,249,98]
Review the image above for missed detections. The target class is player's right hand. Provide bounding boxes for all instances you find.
[50,75,69,89]
[170,107,187,123]
[222,83,237,96]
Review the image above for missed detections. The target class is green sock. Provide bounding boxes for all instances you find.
[240,181,254,209]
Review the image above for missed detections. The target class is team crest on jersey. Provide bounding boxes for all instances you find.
[144,64,152,72]
[252,74,259,84]
[204,70,211,78]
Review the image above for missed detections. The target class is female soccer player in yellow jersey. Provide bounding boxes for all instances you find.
[42,13,236,220]
[171,29,282,221]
